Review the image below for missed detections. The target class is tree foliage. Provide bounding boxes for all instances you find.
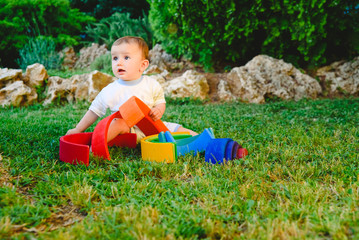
[148,0,359,71]
[69,0,150,19]
[0,0,94,67]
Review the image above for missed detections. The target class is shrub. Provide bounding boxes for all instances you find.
[69,0,150,19]
[16,36,63,70]
[148,0,359,71]
[0,0,94,68]
[85,12,153,48]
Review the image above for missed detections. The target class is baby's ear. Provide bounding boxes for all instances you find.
[140,59,150,72]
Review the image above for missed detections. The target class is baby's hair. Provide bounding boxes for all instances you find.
[112,36,149,60]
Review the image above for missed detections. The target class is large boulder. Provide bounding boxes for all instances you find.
[217,80,235,101]
[163,70,209,100]
[0,68,23,88]
[0,81,37,107]
[227,55,322,103]
[43,76,75,105]
[70,71,115,101]
[44,71,115,105]
[74,43,109,69]
[60,47,78,70]
[316,56,359,96]
[24,63,48,87]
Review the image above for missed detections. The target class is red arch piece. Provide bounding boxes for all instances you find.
[91,111,122,160]
[119,96,169,135]
[59,132,93,166]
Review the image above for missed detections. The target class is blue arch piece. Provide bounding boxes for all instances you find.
[205,138,232,164]
[176,128,215,156]
[164,131,176,142]
[225,140,235,160]
[158,132,166,143]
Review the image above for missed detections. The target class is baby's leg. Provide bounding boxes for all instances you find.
[107,118,131,142]
[176,126,198,136]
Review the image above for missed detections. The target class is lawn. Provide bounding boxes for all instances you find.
[0,98,359,239]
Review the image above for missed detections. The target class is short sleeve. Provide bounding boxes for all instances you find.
[89,91,108,117]
[152,79,166,106]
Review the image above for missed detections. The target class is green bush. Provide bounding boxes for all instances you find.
[69,0,150,19]
[85,12,153,48]
[16,36,63,70]
[148,0,359,71]
[0,0,94,68]
[90,52,113,75]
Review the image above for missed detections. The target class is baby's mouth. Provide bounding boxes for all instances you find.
[118,69,125,73]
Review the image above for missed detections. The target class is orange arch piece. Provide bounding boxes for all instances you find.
[119,96,169,135]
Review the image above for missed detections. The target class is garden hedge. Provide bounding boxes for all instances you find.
[148,0,359,70]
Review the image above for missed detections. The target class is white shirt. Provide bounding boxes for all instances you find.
[89,75,166,117]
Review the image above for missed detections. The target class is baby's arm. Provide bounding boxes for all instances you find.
[66,110,99,135]
[149,103,166,122]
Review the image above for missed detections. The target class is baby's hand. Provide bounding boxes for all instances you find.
[149,107,163,122]
[66,128,81,135]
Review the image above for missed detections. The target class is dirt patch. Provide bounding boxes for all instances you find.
[21,203,87,234]
[0,154,14,188]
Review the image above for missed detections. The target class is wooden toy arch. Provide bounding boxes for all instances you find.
[59,96,170,166]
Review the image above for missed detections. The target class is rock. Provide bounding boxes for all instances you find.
[163,70,209,100]
[0,68,23,88]
[148,44,177,71]
[25,63,48,87]
[70,71,115,101]
[144,64,163,75]
[146,70,170,86]
[61,47,78,69]
[227,55,322,103]
[316,56,359,96]
[44,71,115,105]
[43,76,75,105]
[0,81,37,107]
[74,43,109,69]
[217,80,236,101]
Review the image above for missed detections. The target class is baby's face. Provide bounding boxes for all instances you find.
[111,43,148,81]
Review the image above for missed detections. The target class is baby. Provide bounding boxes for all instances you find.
[66,36,197,142]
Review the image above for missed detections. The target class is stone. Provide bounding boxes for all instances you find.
[316,56,359,96]
[70,70,115,101]
[74,43,109,69]
[43,76,75,105]
[163,70,209,100]
[25,63,48,87]
[44,71,115,105]
[217,80,236,101]
[61,47,78,69]
[227,55,322,103]
[148,44,177,71]
[0,81,37,107]
[0,68,23,88]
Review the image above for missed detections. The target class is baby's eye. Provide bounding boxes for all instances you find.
[113,56,118,61]
[124,56,130,60]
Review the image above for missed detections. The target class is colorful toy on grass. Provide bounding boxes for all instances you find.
[59,96,248,166]
[59,96,169,166]
[141,129,248,164]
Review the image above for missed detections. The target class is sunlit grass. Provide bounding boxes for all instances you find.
[1,98,359,239]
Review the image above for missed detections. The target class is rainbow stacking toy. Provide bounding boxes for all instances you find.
[141,129,248,164]
[59,96,248,166]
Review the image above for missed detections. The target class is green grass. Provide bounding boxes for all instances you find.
[0,98,359,239]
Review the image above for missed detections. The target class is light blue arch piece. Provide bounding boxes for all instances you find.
[164,128,215,157]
